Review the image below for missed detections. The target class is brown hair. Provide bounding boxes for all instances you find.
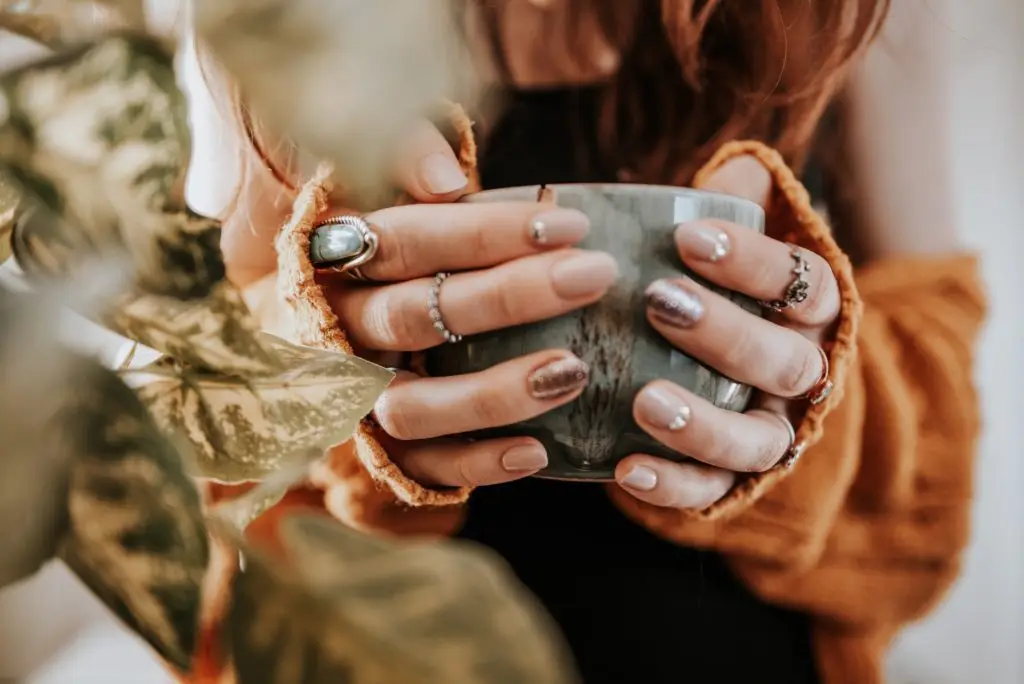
[209,0,889,200]
[480,0,889,184]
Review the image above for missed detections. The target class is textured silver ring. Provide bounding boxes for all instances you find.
[759,243,811,312]
[747,408,804,469]
[428,272,462,344]
[309,215,379,279]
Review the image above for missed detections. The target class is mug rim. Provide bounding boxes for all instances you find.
[463,182,765,215]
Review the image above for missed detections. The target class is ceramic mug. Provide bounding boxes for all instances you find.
[424,184,766,480]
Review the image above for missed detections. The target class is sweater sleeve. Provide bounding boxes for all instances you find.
[608,142,987,639]
[265,102,479,535]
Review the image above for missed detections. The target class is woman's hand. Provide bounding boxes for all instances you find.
[615,156,840,509]
[321,124,617,488]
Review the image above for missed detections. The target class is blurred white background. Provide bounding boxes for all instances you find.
[0,0,1021,682]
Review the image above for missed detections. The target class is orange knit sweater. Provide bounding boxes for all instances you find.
[196,131,986,684]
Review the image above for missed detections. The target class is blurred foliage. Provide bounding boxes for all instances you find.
[0,4,578,684]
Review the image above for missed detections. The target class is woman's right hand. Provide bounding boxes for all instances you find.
[307,123,619,489]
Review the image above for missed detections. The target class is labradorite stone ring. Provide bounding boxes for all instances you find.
[309,215,380,279]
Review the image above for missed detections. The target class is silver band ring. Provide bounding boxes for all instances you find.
[309,215,379,279]
[747,408,804,469]
[428,272,463,344]
[759,244,811,312]
[798,346,834,406]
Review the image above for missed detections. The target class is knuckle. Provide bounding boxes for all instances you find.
[466,218,499,264]
[776,343,821,397]
[662,465,733,510]
[469,391,519,428]
[740,417,790,472]
[801,256,841,325]
[750,254,783,294]
[701,425,739,470]
[374,394,418,441]
[378,290,420,349]
[720,325,758,373]
[483,273,524,326]
[453,453,481,488]
[697,469,736,505]
[367,212,413,279]
[747,436,785,472]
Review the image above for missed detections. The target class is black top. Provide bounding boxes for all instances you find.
[456,87,820,684]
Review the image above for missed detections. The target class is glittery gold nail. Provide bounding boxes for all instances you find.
[528,356,590,400]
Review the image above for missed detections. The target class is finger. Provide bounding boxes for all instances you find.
[695,154,772,208]
[393,119,471,202]
[333,249,618,351]
[388,437,549,488]
[631,380,794,472]
[644,278,826,398]
[614,455,735,510]
[320,201,589,282]
[672,220,840,328]
[373,350,589,440]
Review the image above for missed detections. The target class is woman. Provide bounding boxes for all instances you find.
[194,1,986,682]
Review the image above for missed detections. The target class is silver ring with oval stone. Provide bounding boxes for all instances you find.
[309,215,380,280]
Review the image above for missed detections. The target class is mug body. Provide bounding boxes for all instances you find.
[424,184,765,480]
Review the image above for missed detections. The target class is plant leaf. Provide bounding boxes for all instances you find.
[193,0,481,210]
[0,1,144,48]
[58,360,209,671]
[0,8,64,48]
[0,34,283,374]
[0,287,77,588]
[123,334,393,483]
[0,173,17,262]
[107,278,283,376]
[229,515,579,684]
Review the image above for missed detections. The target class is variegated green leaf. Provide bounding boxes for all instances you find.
[0,287,75,588]
[0,174,16,262]
[107,278,283,376]
[232,518,581,684]
[123,334,393,483]
[283,517,579,684]
[58,360,209,671]
[0,8,63,48]
[230,540,389,684]
[0,34,283,375]
[229,515,578,684]
[194,0,480,209]
[0,1,143,48]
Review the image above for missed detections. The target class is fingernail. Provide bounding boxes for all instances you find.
[419,153,468,195]
[501,445,549,472]
[529,208,590,247]
[675,222,731,262]
[645,279,704,328]
[550,252,619,299]
[636,386,692,431]
[621,466,658,492]
[528,356,590,400]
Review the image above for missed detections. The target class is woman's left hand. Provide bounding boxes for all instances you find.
[615,156,840,509]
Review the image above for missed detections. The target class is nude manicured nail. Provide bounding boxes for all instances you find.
[645,279,704,328]
[528,356,589,400]
[501,445,549,472]
[636,386,692,431]
[529,208,591,247]
[419,153,467,194]
[550,252,619,299]
[621,466,658,492]
[675,222,731,262]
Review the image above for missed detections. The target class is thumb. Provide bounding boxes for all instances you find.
[393,119,471,203]
[695,154,772,209]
